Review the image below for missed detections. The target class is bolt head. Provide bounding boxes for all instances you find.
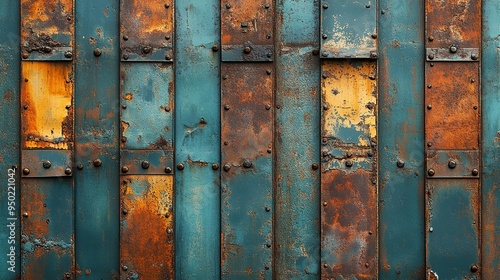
[472,168,479,176]
[64,51,73,58]
[164,167,172,173]
[212,163,219,170]
[141,161,150,169]
[23,168,30,175]
[312,163,319,170]
[223,164,231,172]
[177,163,185,170]
[396,159,405,168]
[65,168,72,175]
[449,45,458,53]
[471,265,478,272]
[448,160,457,169]
[243,46,251,54]
[93,48,102,57]
[42,161,52,169]
[428,168,435,176]
[93,159,102,167]
[121,166,129,173]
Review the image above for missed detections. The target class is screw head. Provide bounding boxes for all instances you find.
[42,160,52,169]
[177,163,185,170]
[212,163,219,170]
[23,168,30,175]
[164,167,172,173]
[428,168,435,176]
[121,166,129,173]
[141,161,150,169]
[93,48,102,57]
[472,168,479,176]
[223,164,231,172]
[65,168,72,175]
[448,160,457,169]
[93,159,102,167]
[396,159,405,168]
[345,160,353,168]
[312,163,319,170]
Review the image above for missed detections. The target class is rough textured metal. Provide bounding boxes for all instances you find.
[120,0,174,61]
[482,1,500,277]
[174,0,221,278]
[21,150,72,177]
[426,48,480,62]
[321,61,377,278]
[120,150,174,175]
[20,0,74,61]
[120,176,174,279]
[221,44,273,61]
[321,0,377,58]
[221,63,273,279]
[74,0,120,277]
[426,150,479,178]
[274,0,320,278]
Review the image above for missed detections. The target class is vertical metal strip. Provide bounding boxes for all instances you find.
[74,0,120,278]
[378,0,426,278]
[482,0,500,277]
[425,0,481,278]
[274,0,320,278]
[0,1,20,278]
[174,0,221,279]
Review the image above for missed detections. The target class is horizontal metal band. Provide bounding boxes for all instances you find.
[121,46,173,62]
[426,48,480,62]
[22,150,73,177]
[222,44,273,62]
[426,150,479,178]
[320,50,378,59]
[21,46,73,61]
[120,150,174,175]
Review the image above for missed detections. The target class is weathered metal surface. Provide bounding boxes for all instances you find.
[0,1,21,278]
[221,63,273,279]
[321,60,377,278]
[174,0,221,278]
[120,0,174,62]
[20,0,74,61]
[426,48,480,62]
[21,178,74,279]
[320,0,377,58]
[378,0,426,278]
[21,150,72,178]
[120,176,174,279]
[425,62,479,150]
[426,180,480,279]
[74,0,120,277]
[21,62,74,150]
[274,0,320,278]
[120,150,173,175]
[221,44,273,62]
[120,63,174,150]
[482,1,500,277]
[426,150,479,179]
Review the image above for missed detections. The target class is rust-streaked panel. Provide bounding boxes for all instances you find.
[425,62,479,150]
[321,60,377,279]
[426,0,481,48]
[221,0,274,46]
[120,175,174,279]
[21,62,73,149]
[20,0,74,60]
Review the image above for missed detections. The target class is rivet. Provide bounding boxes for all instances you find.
[94,48,102,57]
[471,265,478,272]
[165,55,172,60]
[381,10,385,14]
[365,262,369,268]
[427,104,432,110]
[167,228,173,234]
[448,160,456,169]
[64,51,73,58]
[212,163,219,170]
[427,142,433,147]
[449,45,458,53]
[225,3,231,9]
[123,54,129,60]
[143,46,152,54]
[322,34,328,39]
[224,105,230,110]
[428,54,434,60]
[367,152,373,157]
[22,52,29,59]
[267,148,272,154]
[322,4,328,9]
[43,161,52,169]
[122,265,128,271]
[368,74,376,80]
[142,161,150,169]
[322,51,328,57]
[312,49,319,55]
[323,263,329,268]
[473,106,478,110]
[121,166,129,173]
[66,105,71,109]
[177,163,185,170]
[472,169,479,176]
[427,84,432,88]
[345,160,353,168]
[323,104,329,110]
[224,141,229,145]
[264,3,270,9]
[23,104,28,110]
[265,104,271,110]
[243,160,252,168]
[212,45,219,52]
[267,52,272,58]
[22,168,30,175]
[123,35,129,41]
[164,3,170,8]
[266,243,271,248]
[370,51,378,59]
[165,106,171,112]
[396,159,405,168]
[322,73,328,79]
[346,152,353,158]
[65,168,72,175]
[471,53,478,60]
[267,34,271,39]
[65,272,71,279]
[165,35,171,40]
[23,212,28,218]
[266,69,272,75]
[429,227,433,232]
[24,78,28,82]
[428,36,434,42]
[77,163,84,170]
[371,34,378,39]
[93,159,102,167]
[122,208,128,215]
[244,46,251,53]
[312,163,319,170]
[223,164,231,172]
[430,63,434,67]
[366,4,370,8]
[428,168,435,176]
[368,231,373,235]
[323,201,327,206]
[265,206,271,212]
[42,46,52,53]
[265,264,270,270]
[121,136,127,143]
[164,167,172,173]
[471,78,476,83]
[223,75,228,80]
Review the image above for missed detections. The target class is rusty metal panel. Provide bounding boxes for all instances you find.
[321,60,377,278]
[120,176,174,279]
[21,150,72,178]
[120,63,174,150]
[320,0,377,58]
[221,63,273,279]
[120,150,174,175]
[221,0,274,61]
[20,0,74,61]
[482,1,500,277]
[120,0,174,62]
[426,150,479,179]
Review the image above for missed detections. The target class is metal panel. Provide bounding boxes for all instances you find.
[320,0,377,58]
[482,0,500,277]
[120,176,174,279]
[120,150,174,175]
[20,0,74,61]
[274,0,320,278]
[21,150,72,178]
[321,60,377,278]
[426,48,480,62]
[426,150,479,179]
[120,0,174,62]
[0,1,21,278]
[74,0,120,277]
[221,63,273,279]
[378,0,426,278]
[174,0,221,278]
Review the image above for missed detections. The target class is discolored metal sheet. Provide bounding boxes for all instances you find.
[21,150,72,178]
[426,179,480,279]
[426,0,481,48]
[120,150,174,175]
[20,0,74,61]
[320,0,377,58]
[21,62,73,150]
[321,60,377,278]
[120,63,174,150]
[221,63,273,279]
[425,62,479,150]
[120,0,173,61]
[426,150,479,179]
[120,176,174,279]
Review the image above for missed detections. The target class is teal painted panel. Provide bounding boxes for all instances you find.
[482,1,500,277]
[275,0,320,278]
[174,0,221,279]
[74,0,120,278]
[121,63,174,150]
[321,0,377,58]
[378,0,426,278]
[0,0,20,278]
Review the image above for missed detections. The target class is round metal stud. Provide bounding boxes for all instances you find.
[177,163,185,171]
[471,265,478,272]
[448,160,457,169]
[121,166,129,173]
[472,168,479,176]
[212,163,219,170]
[428,168,435,176]
[42,161,51,169]
[396,159,405,168]
[65,168,72,175]
[93,159,102,167]
[223,164,231,172]
[141,161,150,169]
[93,48,102,57]
[164,167,172,173]
[312,163,319,170]
[243,160,252,168]
[23,168,30,175]
[345,160,353,168]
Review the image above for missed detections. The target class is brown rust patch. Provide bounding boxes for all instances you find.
[21,62,73,149]
[120,176,174,279]
[21,181,49,238]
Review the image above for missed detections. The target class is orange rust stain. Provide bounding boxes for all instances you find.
[121,176,174,279]
[121,0,173,41]
[21,62,73,149]
[21,182,49,238]
[124,93,133,100]
[21,0,73,43]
